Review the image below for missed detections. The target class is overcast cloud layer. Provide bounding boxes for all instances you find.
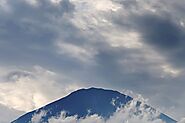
[0,0,185,122]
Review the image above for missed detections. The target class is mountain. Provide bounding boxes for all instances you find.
[12,88,177,123]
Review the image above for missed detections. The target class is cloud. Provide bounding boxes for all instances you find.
[1,0,185,121]
[31,110,47,123]
[0,103,24,123]
[111,0,185,68]
[178,118,185,123]
[31,100,165,123]
[134,14,185,68]
[0,0,75,66]
[0,65,80,112]
[56,41,97,63]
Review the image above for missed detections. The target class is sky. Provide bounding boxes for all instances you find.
[0,0,185,122]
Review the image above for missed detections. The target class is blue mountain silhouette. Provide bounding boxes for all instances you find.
[12,88,176,123]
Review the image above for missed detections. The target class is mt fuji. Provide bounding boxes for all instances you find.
[12,88,176,123]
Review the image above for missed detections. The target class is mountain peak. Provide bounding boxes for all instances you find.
[12,88,176,123]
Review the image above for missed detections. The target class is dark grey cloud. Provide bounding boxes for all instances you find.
[136,15,183,49]
[134,14,185,67]
[111,0,185,68]
[3,70,34,82]
[0,0,75,66]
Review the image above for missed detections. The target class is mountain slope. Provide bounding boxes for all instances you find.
[12,88,176,123]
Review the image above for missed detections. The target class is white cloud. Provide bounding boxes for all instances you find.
[31,100,165,123]
[71,0,121,12]
[103,31,143,48]
[0,65,80,112]
[24,0,68,6]
[122,89,149,103]
[0,0,10,12]
[161,65,181,77]
[25,0,38,6]
[70,0,141,49]
[31,110,47,123]
[68,0,182,79]
[56,41,97,63]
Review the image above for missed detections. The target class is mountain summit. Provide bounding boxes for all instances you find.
[12,88,176,123]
